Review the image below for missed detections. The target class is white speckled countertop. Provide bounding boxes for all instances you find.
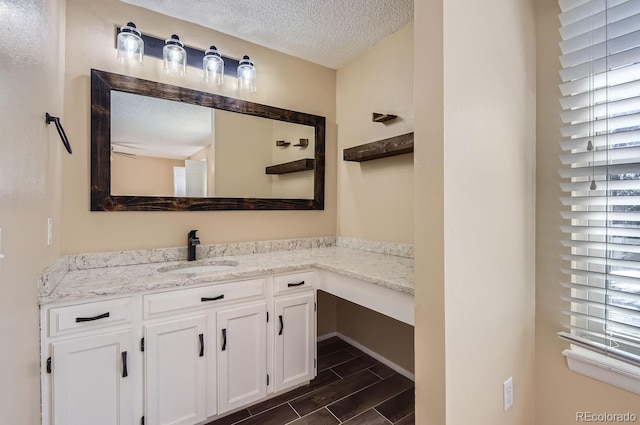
[39,237,414,305]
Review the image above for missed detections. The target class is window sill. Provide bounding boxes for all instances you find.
[563,347,640,395]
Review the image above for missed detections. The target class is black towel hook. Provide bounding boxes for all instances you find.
[45,112,72,154]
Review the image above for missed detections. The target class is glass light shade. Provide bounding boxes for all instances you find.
[203,45,224,84]
[117,22,143,67]
[237,55,257,93]
[163,34,186,77]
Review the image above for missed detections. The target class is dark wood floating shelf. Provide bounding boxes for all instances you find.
[266,158,315,174]
[343,132,414,162]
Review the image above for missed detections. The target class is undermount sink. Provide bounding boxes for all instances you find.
[158,261,238,275]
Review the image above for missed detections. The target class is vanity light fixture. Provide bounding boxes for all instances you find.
[237,55,257,93]
[117,22,144,67]
[203,45,224,84]
[163,34,187,77]
[114,26,255,90]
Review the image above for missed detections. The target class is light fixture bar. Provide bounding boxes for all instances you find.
[115,27,240,77]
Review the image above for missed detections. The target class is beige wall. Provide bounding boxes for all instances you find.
[414,0,446,423]
[111,154,183,196]
[214,110,273,198]
[62,0,337,254]
[317,290,338,336]
[271,121,315,199]
[336,299,414,373]
[534,0,640,422]
[415,0,536,424]
[336,21,414,244]
[0,0,65,423]
[331,21,416,375]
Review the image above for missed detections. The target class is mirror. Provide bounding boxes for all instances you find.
[91,69,325,211]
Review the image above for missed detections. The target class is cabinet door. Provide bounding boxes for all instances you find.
[145,315,207,425]
[217,303,267,414]
[274,292,316,392]
[50,330,133,425]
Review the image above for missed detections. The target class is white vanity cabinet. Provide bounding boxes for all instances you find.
[216,302,268,413]
[272,271,317,393]
[41,297,136,425]
[141,277,268,423]
[144,315,207,425]
[41,271,318,425]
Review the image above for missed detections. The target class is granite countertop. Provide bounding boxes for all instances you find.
[39,240,414,305]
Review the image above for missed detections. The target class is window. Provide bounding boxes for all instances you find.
[558,0,640,368]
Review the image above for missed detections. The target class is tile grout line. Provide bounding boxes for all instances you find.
[327,378,414,424]
[281,402,301,424]
[318,352,360,373]
[319,373,392,420]
[371,387,415,424]
[373,407,397,425]
[390,411,415,425]
[290,371,386,420]
[282,369,344,416]
[325,406,343,424]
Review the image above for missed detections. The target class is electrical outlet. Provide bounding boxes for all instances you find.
[47,218,53,246]
[503,377,514,411]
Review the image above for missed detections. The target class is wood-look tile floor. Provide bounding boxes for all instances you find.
[206,336,415,425]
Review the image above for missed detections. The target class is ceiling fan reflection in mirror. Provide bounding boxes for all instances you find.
[110,144,137,160]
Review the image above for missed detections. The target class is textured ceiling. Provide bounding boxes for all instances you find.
[111,91,213,159]
[120,0,413,69]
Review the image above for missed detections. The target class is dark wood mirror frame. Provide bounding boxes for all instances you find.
[91,69,325,211]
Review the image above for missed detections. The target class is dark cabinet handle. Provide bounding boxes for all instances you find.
[122,351,128,378]
[75,312,110,323]
[222,328,227,351]
[199,334,204,357]
[279,315,284,335]
[287,281,305,287]
[201,295,224,302]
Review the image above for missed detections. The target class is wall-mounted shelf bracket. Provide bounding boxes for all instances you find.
[372,113,398,123]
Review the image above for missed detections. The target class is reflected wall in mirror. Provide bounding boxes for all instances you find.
[91,69,325,211]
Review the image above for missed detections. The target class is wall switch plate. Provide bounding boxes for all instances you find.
[47,218,53,246]
[503,377,514,411]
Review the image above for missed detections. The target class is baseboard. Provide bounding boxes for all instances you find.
[317,332,415,381]
[317,332,338,342]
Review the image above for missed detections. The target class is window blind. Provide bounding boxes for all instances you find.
[559,0,640,365]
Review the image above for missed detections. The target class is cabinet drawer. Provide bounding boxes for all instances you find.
[143,278,266,319]
[48,297,133,337]
[273,271,316,296]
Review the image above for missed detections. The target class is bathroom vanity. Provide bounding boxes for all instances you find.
[38,239,413,425]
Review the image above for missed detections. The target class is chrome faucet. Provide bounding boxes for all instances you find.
[187,230,200,261]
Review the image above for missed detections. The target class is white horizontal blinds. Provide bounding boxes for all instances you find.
[559,0,640,365]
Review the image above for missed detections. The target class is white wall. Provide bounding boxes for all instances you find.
[0,0,65,423]
[415,0,536,423]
